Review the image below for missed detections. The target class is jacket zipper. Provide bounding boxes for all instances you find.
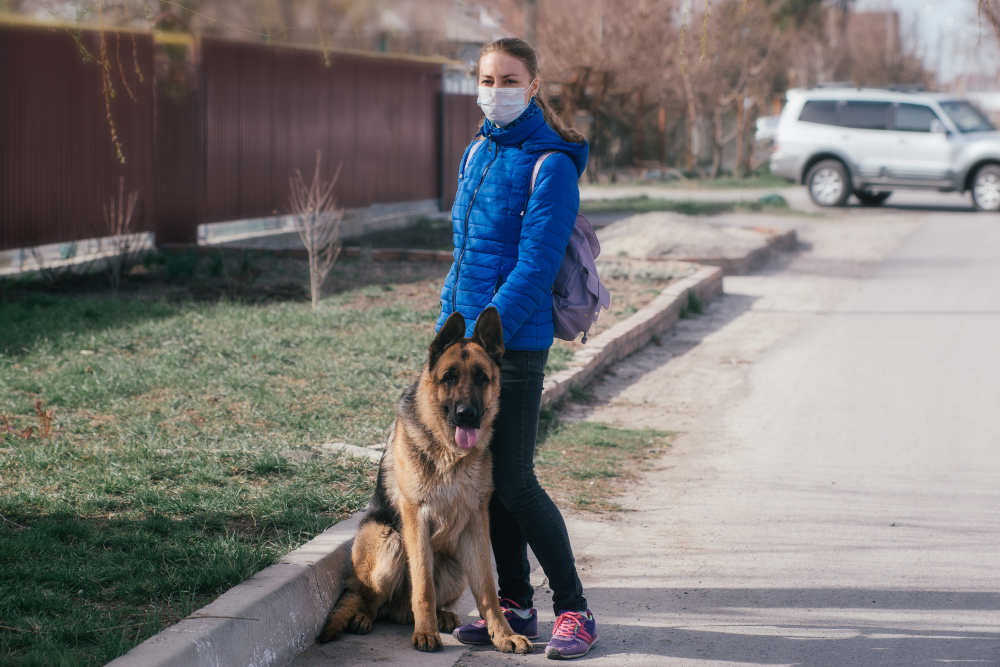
[453,140,499,311]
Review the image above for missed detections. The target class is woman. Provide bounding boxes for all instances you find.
[437,37,597,660]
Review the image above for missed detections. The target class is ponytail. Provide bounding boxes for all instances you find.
[475,37,586,145]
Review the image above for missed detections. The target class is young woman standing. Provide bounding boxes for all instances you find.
[436,38,597,660]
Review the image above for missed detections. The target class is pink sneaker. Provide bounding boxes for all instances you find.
[544,609,597,659]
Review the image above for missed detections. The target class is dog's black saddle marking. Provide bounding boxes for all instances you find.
[361,424,402,533]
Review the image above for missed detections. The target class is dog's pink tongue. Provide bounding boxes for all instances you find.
[455,426,479,449]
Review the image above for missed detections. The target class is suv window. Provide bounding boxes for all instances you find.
[799,100,838,125]
[839,101,890,130]
[893,104,939,132]
[940,101,995,133]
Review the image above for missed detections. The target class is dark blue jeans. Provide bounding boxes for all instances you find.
[488,349,588,616]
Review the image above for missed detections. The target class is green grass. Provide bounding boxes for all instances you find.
[579,194,790,217]
[349,216,454,251]
[544,346,575,374]
[657,172,793,190]
[534,418,673,511]
[0,274,446,665]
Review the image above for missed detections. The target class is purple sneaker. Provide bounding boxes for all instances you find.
[452,598,539,645]
[544,610,597,659]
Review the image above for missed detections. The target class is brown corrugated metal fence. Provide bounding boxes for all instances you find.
[198,39,442,223]
[0,23,154,251]
[1,24,472,252]
[440,93,484,211]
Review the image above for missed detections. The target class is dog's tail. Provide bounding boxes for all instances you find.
[318,582,369,643]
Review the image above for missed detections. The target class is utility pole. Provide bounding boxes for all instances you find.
[525,0,537,46]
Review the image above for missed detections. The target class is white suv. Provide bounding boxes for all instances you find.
[762,87,1000,211]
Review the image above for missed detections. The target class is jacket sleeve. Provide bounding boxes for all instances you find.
[488,152,578,344]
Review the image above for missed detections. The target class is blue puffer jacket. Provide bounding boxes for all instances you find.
[436,100,589,351]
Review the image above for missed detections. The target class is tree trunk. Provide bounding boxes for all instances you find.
[681,67,697,172]
[524,0,538,46]
[734,96,745,179]
[709,106,723,179]
[635,88,644,164]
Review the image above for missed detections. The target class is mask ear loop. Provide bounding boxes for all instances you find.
[526,78,539,105]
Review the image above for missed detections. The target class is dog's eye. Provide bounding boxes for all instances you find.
[474,372,490,386]
[441,374,456,385]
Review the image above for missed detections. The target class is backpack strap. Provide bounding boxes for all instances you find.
[528,151,559,196]
[460,140,486,180]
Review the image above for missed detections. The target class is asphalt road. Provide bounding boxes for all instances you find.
[293,189,1000,666]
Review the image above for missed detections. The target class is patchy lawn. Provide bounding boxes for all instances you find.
[579,194,791,217]
[0,253,449,667]
[534,415,674,512]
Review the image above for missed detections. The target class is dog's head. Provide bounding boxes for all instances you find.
[426,307,504,451]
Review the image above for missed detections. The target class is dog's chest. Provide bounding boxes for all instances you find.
[420,466,488,546]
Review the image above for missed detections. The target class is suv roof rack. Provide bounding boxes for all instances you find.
[889,83,925,92]
[815,82,856,88]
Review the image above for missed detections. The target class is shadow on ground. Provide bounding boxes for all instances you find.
[295,586,1000,666]
[452,586,1000,665]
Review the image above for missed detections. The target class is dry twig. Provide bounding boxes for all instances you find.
[290,151,344,309]
[34,400,54,439]
[0,515,28,530]
[97,176,141,294]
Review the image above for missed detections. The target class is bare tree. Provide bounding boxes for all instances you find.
[97,176,142,293]
[290,151,344,310]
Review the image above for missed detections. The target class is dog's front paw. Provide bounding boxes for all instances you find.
[347,613,372,635]
[412,630,443,652]
[436,609,460,632]
[494,633,533,654]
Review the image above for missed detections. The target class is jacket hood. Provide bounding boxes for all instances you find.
[481,100,589,178]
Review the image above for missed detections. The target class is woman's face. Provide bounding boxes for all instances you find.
[478,52,539,106]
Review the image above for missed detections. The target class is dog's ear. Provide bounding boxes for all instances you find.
[429,312,466,368]
[471,306,504,366]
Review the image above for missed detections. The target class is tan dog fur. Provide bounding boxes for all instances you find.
[318,308,532,654]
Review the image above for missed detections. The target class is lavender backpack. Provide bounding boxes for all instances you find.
[529,152,612,343]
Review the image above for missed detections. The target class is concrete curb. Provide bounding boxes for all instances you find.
[540,263,724,409]
[105,263,729,667]
[106,513,365,667]
[673,228,797,275]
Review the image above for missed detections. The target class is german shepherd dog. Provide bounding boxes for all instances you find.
[318,307,533,654]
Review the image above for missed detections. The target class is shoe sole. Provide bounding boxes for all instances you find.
[454,633,540,646]
[545,636,597,660]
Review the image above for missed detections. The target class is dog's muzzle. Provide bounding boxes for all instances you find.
[452,404,481,449]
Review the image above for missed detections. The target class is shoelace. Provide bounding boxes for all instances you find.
[472,599,522,627]
[552,611,586,639]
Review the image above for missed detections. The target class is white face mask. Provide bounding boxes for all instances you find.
[477,81,536,128]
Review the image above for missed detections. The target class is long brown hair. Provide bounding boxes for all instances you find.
[476,38,586,145]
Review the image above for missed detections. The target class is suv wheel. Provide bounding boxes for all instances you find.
[855,190,891,206]
[972,165,1000,212]
[806,160,851,207]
